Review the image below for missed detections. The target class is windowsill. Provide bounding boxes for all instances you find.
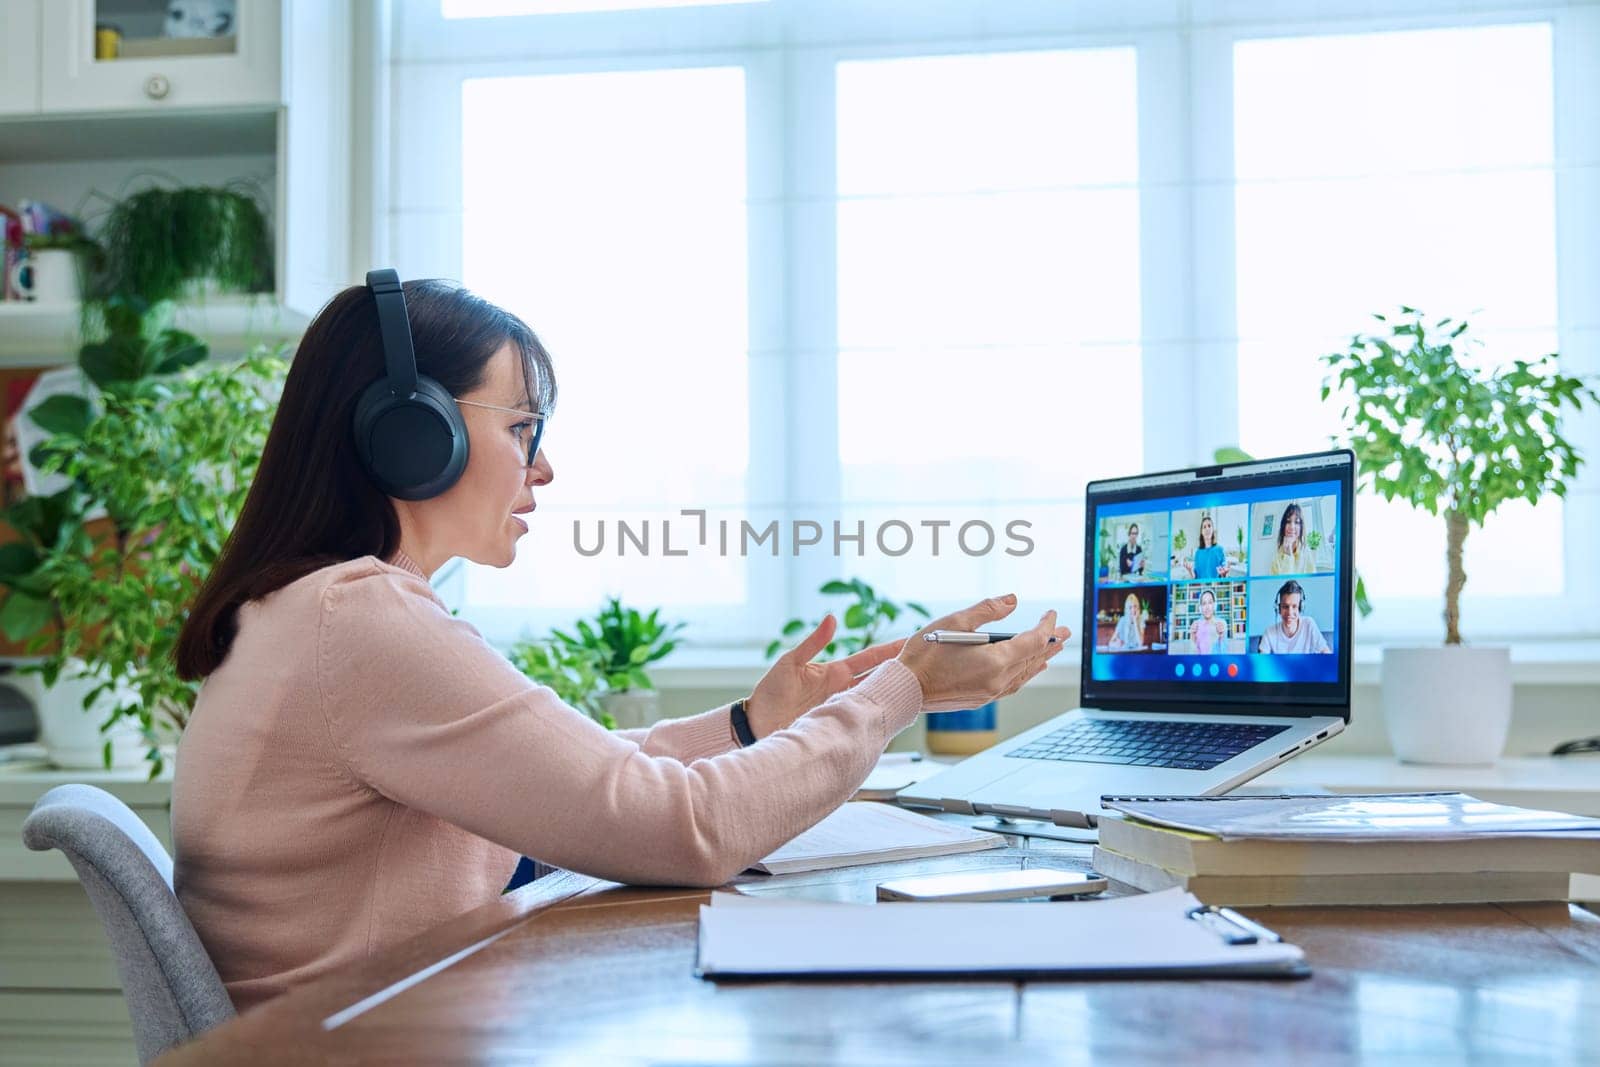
[635,639,1600,691]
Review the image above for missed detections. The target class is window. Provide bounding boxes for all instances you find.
[458,66,755,638]
[444,0,764,18]
[832,47,1141,608]
[391,1,1600,651]
[1234,23,1563,608]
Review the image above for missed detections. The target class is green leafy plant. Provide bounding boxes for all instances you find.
[0,333,286,776]
[507,638,614,729]
[1323,308,1596,644]
[767,578,929,659]
[96,185,272,305]
[23,231,102,258]
[1172,528,1188,554]
[1307,530,1324,552]
[552,597,684,693]
[0,297,210,646]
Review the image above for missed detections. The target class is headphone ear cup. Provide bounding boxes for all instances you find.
[353,376,469,501]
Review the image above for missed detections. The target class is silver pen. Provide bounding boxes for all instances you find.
[922,630,1059,645]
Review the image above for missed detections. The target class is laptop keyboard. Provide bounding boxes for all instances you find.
[1005,719,1291,771]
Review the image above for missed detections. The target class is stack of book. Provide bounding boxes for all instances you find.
[1092,792,1600,906]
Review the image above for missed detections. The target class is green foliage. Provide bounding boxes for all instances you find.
[1171,528,1188,554]
[97,185,272,304]
[1322,309,1595,525]
[1307,530,1323,552]
[1322,309,1596,640]
[0,339,287,776]
[766,577,929,660]
[551,597,685,693]
[506,638,614,729]
[23,231,102,259]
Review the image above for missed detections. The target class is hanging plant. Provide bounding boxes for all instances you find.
[96,184,273,304]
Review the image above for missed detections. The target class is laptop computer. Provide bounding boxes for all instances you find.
[896,449,1354,829]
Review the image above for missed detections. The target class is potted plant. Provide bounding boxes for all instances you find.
[96,184,272,305]
[1323,309,1596,764]
[16,231,101,305]
[1171,527,1189,577]
[0,312,286,775]
[506,638,614,729]
[550,598,684,729]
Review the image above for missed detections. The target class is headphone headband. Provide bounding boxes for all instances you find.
[366,268,419,398]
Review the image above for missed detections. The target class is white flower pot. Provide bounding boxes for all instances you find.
[600,689,661,731]
[14,662,146,770]
[1381,646,1512,766]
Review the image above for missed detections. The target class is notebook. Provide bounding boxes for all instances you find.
[1101,791,1600,840]
[750,802,1003,875]
[1091,848,1573,906]
[695,887,1308,980]
[1092,791,1600,907]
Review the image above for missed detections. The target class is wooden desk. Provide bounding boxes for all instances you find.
[156,831,1600,1064]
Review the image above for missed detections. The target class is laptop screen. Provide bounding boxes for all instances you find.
[1079,450,1354,715]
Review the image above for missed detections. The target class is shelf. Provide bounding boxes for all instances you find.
[0,106,277,163]
[0,294,308,361]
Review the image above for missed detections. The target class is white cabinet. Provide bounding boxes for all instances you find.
[0,0,356,355]
[40,0,282,113]
[0,2,42,116]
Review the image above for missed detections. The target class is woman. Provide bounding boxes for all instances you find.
[1108,592,1145,651]
[1188,588,1226,654]
[1269,503,1310,574]
[170,278,1071,1010]
[1191,515,1227,581]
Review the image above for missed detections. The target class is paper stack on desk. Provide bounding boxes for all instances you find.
[1093,792,1600,906]
[696,887,1308,980]
[750,802,1003,875]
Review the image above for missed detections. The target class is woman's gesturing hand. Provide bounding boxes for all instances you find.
[745,614,905,739]
[896,594,1071,712]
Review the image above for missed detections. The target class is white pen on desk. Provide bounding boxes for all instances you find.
[876,751,923,764]
[922,630,1060,645]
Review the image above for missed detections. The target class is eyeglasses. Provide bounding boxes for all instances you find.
[453,398,548,467]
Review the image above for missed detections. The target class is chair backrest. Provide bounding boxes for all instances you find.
[22,784,235,1064]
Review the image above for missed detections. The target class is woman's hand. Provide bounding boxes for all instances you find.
[745,615,905,739]
[897,595,1071,712]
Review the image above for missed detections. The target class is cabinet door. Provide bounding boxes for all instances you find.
[41,0,281,113]
[279,0,353,317]
[0,1,41,116]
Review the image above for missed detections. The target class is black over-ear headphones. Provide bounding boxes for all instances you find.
[353,269,470,500]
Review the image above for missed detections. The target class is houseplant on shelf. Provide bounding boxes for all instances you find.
[0,312,286,775]
[95,183,272,305]
[550,598,685,729]
[1323,308,1596,764]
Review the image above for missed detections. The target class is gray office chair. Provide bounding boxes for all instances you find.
[21,784,235,1064]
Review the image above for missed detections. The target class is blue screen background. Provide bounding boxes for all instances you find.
[1091,479,1342,687]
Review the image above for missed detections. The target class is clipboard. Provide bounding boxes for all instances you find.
[695,887,1308,981]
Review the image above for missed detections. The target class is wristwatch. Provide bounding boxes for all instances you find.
[729,697,758,747]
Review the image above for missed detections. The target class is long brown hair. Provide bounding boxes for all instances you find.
[175,280,556,680]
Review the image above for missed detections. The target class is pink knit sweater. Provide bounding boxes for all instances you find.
[171,554,923,1011]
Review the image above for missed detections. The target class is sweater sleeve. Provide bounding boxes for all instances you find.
[613,706,738,763]
[315,565,922,887]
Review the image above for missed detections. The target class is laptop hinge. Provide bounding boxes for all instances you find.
[941,797,978,816]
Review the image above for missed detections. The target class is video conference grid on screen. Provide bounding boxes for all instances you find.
[1090,478,1341,685]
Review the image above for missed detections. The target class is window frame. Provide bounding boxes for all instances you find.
[391,0,1600,650]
